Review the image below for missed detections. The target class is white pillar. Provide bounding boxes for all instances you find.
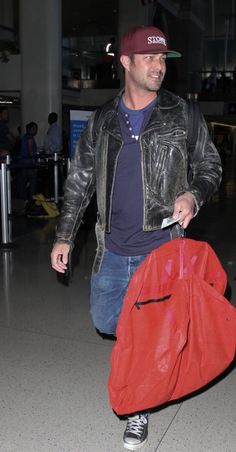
[19,0,62,147]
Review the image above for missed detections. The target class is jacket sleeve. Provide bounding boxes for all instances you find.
[181,104,222,212]
[55,111,97,245]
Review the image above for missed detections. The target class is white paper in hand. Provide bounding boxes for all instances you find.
[161,216,180,229]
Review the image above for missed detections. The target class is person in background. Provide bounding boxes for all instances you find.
[208,66,217,94]
[12,125,22,157]
[51,25,222,450]
[43,112,61,156]
[18,121,38,207]
[43,112,63,197]
[0,107,15,159]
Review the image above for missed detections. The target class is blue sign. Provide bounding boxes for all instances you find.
[69,110,93,158]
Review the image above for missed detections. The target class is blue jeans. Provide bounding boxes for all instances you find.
[90,250,147,335]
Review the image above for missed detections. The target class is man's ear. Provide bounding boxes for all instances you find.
[120,55,131,71]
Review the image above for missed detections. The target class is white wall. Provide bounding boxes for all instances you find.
[62,88,119,107]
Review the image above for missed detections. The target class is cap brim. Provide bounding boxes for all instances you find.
[165,50,182,58]
[125,49,182,58]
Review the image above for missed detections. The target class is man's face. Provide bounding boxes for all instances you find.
[123,53,167,92]
[30,125,38,136]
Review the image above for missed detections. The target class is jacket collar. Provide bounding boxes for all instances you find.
[113,88,180,110]
[101,88,181,136]
[156,89,180,109]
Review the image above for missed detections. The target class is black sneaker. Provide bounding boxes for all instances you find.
[123,414,148,450]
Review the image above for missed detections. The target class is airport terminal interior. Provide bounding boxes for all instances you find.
[1,143,236,452]
[1,0,236,451]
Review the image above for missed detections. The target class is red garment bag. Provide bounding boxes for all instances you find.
[108,239,236,415]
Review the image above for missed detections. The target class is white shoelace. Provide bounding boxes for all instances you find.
[126,415,148,436]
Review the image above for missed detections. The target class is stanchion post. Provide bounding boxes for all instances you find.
[6,155,12,242]
[54,152,59,204]
[0,162,9,244]
[67,158,71,176]
[6,155,12,216]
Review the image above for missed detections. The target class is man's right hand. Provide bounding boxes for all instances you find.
[51,242,71,273]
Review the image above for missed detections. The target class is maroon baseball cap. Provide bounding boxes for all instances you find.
[119,25,181,58]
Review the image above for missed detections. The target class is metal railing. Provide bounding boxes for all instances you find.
[0,159,13,248]
[0,153,71,248]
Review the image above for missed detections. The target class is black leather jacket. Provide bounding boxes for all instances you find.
[56,89,222,271]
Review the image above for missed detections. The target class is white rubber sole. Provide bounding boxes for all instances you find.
[123,437,148,450]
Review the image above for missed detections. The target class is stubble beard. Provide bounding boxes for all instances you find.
[146,71,165,91]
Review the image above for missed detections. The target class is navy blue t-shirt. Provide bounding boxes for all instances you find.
[105,97,170,256]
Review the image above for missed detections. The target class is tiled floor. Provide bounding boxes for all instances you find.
[0,154,236,452]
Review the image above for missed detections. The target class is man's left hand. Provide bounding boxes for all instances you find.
[172,192,196,229]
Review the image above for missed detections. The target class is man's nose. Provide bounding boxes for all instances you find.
[152,57,163,70]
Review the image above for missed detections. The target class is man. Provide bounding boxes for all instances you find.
[43,112,61,156]
[0,107,15,158]
[18,121,38,206]
[43,112,62,196]
[51,26,222,450]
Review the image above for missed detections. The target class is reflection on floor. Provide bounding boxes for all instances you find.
[0,155,236,452]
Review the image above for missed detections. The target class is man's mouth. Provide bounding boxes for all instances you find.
[149,73,163,80]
